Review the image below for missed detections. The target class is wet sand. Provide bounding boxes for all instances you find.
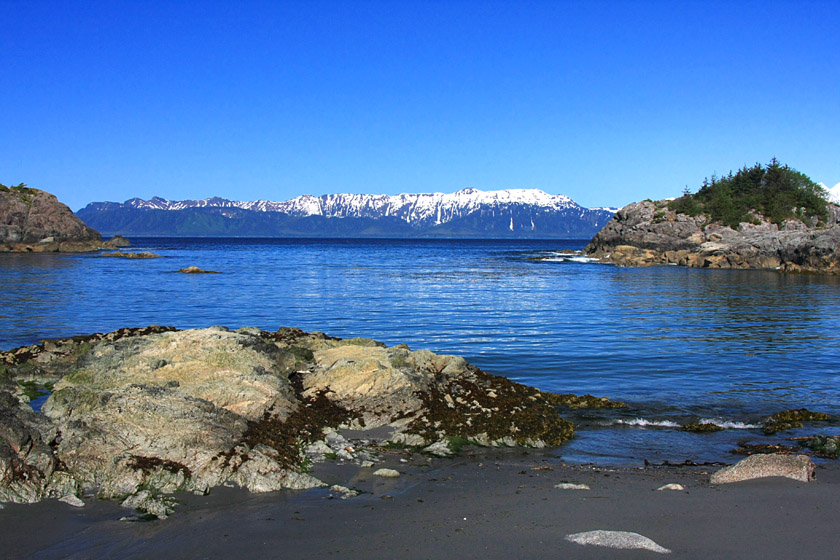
[2,448,838,559]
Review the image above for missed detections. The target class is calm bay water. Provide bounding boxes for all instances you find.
[2,237,838,465]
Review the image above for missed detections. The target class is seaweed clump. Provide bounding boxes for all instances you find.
[796,436,840,459]
[681,423,724,433]
[762,409,830,435]
[407,367,574,447]
[543,393,627,409]
[240,390,355,470]
[127,455,192,479]
[731,442,800,456]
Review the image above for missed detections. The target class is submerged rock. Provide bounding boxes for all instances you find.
[99,251,160,259]
[680,423,724,433]
[176,266,219,274]
[544,393,626,409]
[710,454,816,484]
[795,435,840,459]
[762,409,830,435]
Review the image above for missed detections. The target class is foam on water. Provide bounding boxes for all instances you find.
[697,418,761,429]
[612,418,682,428]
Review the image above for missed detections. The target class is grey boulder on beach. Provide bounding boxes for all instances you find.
[710,454,816,484]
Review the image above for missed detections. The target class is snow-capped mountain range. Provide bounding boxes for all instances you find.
[119,188,609,227]
[78,188,617,238]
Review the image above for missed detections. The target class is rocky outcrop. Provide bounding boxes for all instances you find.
[585,200,840,273]
[0,326,574,516]
[0,185,112,252]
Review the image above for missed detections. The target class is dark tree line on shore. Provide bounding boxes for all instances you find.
[669,159,829,228]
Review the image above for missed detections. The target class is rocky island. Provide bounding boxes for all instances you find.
[0,326,578,517]
[585,161,840,273]
[0,183,118,252]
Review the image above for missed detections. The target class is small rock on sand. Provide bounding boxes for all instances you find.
[423,440,453,457]
[565,530,671,553]
[329,485,359,498]
[554,483,590,490]
[373,468,400,478]
[58,495,86,507]
[711,454,816,484]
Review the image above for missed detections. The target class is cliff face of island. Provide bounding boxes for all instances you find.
[0,184,107,252]
[585,161,840,273]
[0,326,580,516]
[585,199,840,273]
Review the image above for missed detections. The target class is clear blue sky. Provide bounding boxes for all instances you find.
[3,0,839,212]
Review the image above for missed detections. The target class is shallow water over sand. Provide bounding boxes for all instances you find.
[2,237,838,464]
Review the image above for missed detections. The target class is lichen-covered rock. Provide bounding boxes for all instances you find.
[710,454,816,484]
[1,325,576,512]
[585,200,840,273]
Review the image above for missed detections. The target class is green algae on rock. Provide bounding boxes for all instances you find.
[762,409,831,435]
[680,423,725,433]
[795,435,840,459]
[543,393,627,409]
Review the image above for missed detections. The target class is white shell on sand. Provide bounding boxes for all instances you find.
[373,468,400,478]
[656,483,685,491]
[565,530,671,553]
[554,483,590,490]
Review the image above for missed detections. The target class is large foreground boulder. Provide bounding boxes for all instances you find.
[585,200,840,273]
[0,326,574,515]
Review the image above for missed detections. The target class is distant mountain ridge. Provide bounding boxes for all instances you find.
[77,188,616,238]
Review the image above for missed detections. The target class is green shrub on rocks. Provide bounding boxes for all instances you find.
[668,159,829,228]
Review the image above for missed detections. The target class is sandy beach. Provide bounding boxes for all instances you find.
[2,446,838,560]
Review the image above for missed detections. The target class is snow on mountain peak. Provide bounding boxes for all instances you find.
[118,188,592,227]
[822,182,840,204]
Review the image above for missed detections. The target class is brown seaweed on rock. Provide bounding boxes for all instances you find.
[762,409,830,435]
[542,393,626,409]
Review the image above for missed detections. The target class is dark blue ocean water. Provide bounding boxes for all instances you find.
[2,238,839,465]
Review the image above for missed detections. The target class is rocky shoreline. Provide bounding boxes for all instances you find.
[585,199,840,273]
[1,325,586,518]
